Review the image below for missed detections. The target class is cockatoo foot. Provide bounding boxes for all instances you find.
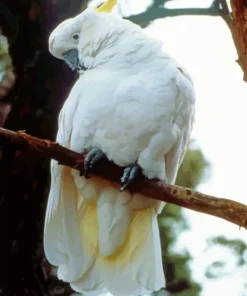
[80,147,107,178]
[120,163,142,191]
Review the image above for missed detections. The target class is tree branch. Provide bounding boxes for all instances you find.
[125,7,222,28]
[213,0,247,82]
[229,0,247,82]
[0,127,246,230]
[124,0,230,28]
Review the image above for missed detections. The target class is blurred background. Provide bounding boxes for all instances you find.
[0,0,247,295]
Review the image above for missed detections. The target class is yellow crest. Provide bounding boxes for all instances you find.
[96,0,117,13]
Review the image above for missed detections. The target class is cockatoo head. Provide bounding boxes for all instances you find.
[48,13,85,71]
[48,8,138,70]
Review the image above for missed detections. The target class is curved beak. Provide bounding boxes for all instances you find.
[62,49,84,71]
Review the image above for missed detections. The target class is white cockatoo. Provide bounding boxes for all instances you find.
[44,3,195,296]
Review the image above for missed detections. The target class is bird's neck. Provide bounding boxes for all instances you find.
[81,30,167,70]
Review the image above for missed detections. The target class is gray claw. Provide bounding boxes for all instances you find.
[120,164,142,191]
[80,147,107,178]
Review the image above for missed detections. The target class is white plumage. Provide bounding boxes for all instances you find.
[44,8,195,296]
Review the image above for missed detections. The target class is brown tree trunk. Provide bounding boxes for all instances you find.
[0,0,89,295]
[230,0,247,81]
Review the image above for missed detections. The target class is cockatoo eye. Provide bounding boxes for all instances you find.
[72,33,79,41]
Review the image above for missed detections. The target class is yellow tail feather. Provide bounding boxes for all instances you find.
[79,198,153,269]
[96,0,117,13]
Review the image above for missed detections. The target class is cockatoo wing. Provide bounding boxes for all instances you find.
[165,66,195,184]
[157,65,195,214]
[44,87,97,283]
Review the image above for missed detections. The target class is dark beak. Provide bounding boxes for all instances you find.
[62,49,85,71]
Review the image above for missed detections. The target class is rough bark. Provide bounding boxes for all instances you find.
[0,127,246,230]
[229,0,247,81]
